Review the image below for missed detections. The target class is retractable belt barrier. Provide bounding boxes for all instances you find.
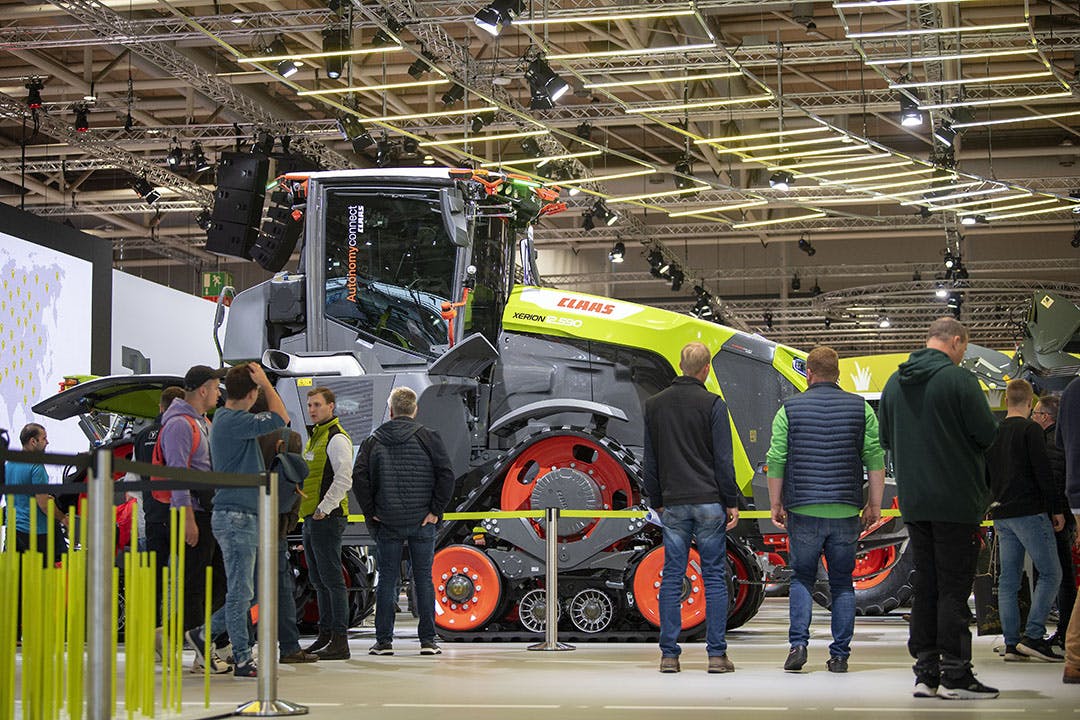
[0,445,305,720]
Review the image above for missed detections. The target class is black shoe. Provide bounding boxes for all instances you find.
[912,662,940,698]
[1018,636,1065,663]
[315,633,351,660]
[185,627,206,667]
[304,632,330,654]
[420,641,442,656]
[368,642,394,656]
[279,650,319,664]
[1003,644,1027,662]
[233,660,257,678]
[826,655,848,673]
[937,672,998,700]
[1048,632,1066,650]
[783,645,807,672]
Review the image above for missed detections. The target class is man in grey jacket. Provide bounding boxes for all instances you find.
[353,386,454,656]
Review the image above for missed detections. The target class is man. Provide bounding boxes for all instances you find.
[1058,375,1080,684]
[878,317,999,700]
[7,423,68,565]
[160,365,223,648]
[766,346,885,674]
[986,379,1065,663]
[643,341,739,674]
[1030,394,1075,649]
[353,386,454,656]
[300,387,353,660]
[187,363,313,677]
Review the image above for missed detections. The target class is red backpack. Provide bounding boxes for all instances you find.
[150,415,202,504]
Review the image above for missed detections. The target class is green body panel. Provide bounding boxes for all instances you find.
[502,285,808,497]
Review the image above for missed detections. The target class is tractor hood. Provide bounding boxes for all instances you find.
[32,374,186,421]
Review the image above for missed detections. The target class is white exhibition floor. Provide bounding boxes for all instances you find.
[22,598,1080,719]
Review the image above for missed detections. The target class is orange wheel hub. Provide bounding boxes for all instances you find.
[631,546,706,630]
[852,545,896,590]
[432,545,503,632]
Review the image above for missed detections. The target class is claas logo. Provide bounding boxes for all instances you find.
[557,297,616,315]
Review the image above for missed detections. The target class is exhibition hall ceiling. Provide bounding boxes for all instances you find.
[0,0,1078,351]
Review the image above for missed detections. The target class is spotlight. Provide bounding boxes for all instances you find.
[402,137,419,155]
[124,112,134,133]
[520,136,542,157]
[195,208,212,231]
[191,142,211,172]
[575,122,592,141]
[899,91,923,127]
[933,122,957,147]
[648,249,665,277]
[693,286,714,319]
[913,269,921,281]
[608,241,625,263]
[918,205,933,219]
[935,282,949,299]
[960,214,988,226]
[83,82,96,103]
[339,115,374,152]
[25,78,43,109]
[422,154,436,165]
[764,312,773,331]
[790,273,801,291]
[371,28,396,48]
[592,199,617,226]
[525,56,570,110]
[474,0,522,37]
[669,267,685,292]
[408,57,432,79]
[73,104,89,132]
[943,251,957,270]
[824,317,832,330]
[375,139,397,167]
[769,170,794,191]
[323,27,350,79]
[673,154,694,190]
[166,139,183,167]
[471,115,487,133]
[797,234,816,256]
[946,292,963,317]
[253,129,274,156]
[582,210,595,232]
[878,315,892,329]
[810,281,821,296]
[441,84,465,106]
[131,177,160,205]
[1072,228,1080,248]
[263,37,299,78]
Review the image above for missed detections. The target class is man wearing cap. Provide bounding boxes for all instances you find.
[160,364,226,669]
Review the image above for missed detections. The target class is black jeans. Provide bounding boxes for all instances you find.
[905,520,981,678]
[1055,517,1077,636]
[145,521,170,626]
[183,510,217,632]
[15,529,67,567]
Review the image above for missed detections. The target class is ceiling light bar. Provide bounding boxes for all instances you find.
[871,181,980,199]
[239,46,401,63]
[911,191,1031,211]
[695,126,829,145]
[516,8,695,25]
[753,144,868,163]
[820,168,933,186]
[956,197,1058,215]
[709,135,853,154]
[836,0,989,8]
[584,70,741,89]
[866,48,1035,66]
[952,109,1080,129]
[549,43,714,60]
[985,204,1077,220]
[919,91,1072,111]
[732,212,826,229]
[481,150,602,168]
[668,199,769,218]
[889,72,1052,90]
[803,160,914,178]
[769,153,893,172]
[419,129,547,147]
[610,186,709,203]
[849,176,952,192]
[906,186,1010,204]
[848,22,1027,39]
[361,106,498,123]
[298,79,448,96]
[629,93,773,114]
[553,168,657,186]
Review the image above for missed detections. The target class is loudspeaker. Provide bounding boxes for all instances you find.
[211,187,264,226]
[206,219,258,258]
[215,152,269,191]
[250,208,303,272]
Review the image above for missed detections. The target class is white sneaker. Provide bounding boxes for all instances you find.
[191,649,233,674]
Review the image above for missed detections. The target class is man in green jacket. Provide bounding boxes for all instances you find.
[878,317,999,700]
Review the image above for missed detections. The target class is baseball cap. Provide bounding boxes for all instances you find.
[183,364,228,391]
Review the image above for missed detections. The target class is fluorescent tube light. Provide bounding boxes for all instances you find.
[957,197,1058,215]
[985,204,1077,220]
[481,150,602,168]
[752,144,868,163]
[952,109,1080,129]
[866,48,1035,66]
[610,186,709,203]
[362,106,498,122]
[629,93,773,114]
[695,126,828,145]
[553,168,657,186]
[848,22,1027,38]
[919,92,1071,111]
[709,135,854,154]
[821,169,933,186]
[420,129,547,147]
[549,43,714,61]
[911,192,1031,211]
[239,46,401,63]
[805,161,914,178]
[584,71,741,89]
[298,79,448,96]
[516,9,695,25]
[668,199,769,217]
[732,212,826,229]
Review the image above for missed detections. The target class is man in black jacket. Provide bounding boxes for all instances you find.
[353,386,454,656]
[987,379,1065,663]
[1031,394,1075,648]
[644,342,739,674]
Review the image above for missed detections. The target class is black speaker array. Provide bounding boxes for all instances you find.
[250,192,303,272]
[205,152,269,259]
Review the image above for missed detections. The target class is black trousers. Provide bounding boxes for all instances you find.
[15,529,68,567]
[183,510,217,632]
[905,520,981,678]
[145,520,170,625]
[1055,518,1077,635]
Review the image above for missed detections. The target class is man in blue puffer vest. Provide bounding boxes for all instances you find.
[767,346,885,675]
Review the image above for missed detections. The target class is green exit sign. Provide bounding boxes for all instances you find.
[201,270,233,298]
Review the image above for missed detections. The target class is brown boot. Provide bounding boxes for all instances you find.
[315,632,351,660]
[1064,665,1080,684]
[304,631,330,653]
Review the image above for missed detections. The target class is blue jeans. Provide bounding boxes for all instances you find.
[787,511,860,658]
[302,515,349,634]
[211,510,258,665]
[659,503,729,658]
[373,522,437,645]
[277,538,301,655]
[996,514,1062,646]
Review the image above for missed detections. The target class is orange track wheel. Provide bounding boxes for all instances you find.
[499,435,634,537]
[631,546,707,630]
[852,545,897,591]
[432,545,503,632]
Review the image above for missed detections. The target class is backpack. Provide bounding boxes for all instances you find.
[150,415,202,504]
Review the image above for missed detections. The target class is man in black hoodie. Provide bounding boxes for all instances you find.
[353,386,454,656]
[878,317,999,700]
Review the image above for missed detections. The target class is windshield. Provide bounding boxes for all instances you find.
[323,188,457,356]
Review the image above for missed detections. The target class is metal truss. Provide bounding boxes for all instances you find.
[32,200,204,216]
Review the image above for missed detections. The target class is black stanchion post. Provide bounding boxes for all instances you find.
[528,507,574,652]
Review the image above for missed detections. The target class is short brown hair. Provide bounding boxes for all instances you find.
[679,342,711,377]
[1037,395,1060,420]
[308,387,336,405]
[389,386,418,417]
[805,346,840,383]
[927,316,969,343]
[160,385,185,411]
[224,364,258,401]
[1006,378,1033,409]
[19,423,45,447]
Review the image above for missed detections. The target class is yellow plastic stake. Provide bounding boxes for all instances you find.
[112,565,119,715]
[204,565,212,708]
[174,510,186,713]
